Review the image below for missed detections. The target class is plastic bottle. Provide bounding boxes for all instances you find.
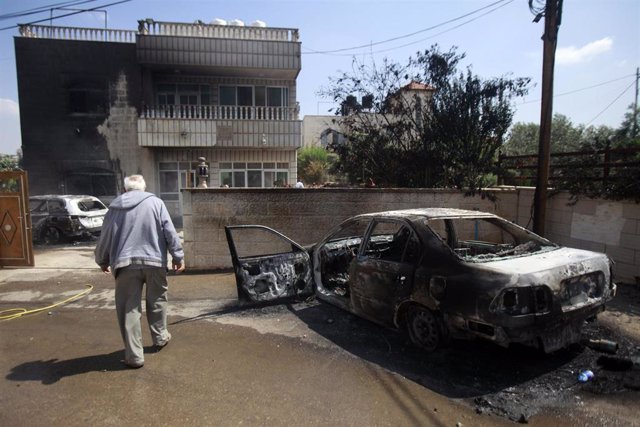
[577,369,594,382]
[583,338,619,354]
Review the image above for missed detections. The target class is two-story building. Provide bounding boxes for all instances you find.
[15,19,302,224]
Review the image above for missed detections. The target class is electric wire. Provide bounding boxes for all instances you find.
[302,0,511,55]
[0,0,132,31]
[520,74,636,105]
[0,1,97,21]
[585,80,635,126]
[324,0,515,57]
[0,284,93,321]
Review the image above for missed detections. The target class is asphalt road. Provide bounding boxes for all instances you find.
[0,243,638,426]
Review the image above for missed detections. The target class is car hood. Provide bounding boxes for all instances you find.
[477,247,611,288]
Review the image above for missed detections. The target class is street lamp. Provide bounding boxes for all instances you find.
[197,157,209,188]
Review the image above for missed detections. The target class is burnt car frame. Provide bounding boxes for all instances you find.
[29,195,108,244]
[225,208,616,353]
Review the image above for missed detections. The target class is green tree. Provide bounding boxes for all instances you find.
[614,103,640,146]
[503,113,589,155]
[0,154,20,171]
[297,146,334,185]
[320,45,530,194]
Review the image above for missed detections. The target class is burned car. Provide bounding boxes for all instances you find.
[225,208,616,353]
[29,195,108,244]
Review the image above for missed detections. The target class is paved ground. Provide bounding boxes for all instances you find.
[0,243,639,426]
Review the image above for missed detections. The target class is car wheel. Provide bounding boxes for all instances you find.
[41,226,62,244]
[406,306,442,352]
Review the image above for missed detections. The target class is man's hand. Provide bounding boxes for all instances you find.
[100,265,111,274]
[172,260,185,273]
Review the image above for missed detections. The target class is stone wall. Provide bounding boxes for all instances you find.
[181,187,640,283]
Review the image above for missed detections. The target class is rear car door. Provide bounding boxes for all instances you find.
[28,198,49,234]
[349,219,420,326]
[225,225,314,303]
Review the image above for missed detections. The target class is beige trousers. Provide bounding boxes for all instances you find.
[115,267,170,364]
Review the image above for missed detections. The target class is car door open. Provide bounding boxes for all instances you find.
[225,225,314,303]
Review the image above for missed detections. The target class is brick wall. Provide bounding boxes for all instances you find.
[182,187,640,283]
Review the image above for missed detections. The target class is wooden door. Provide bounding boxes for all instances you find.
[0,171,34,267]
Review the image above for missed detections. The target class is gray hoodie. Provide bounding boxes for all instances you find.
[95,191,184,274]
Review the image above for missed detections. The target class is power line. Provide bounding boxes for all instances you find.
[0,0,132,31]
[302,0,511,55]
[318,0,515,57]
[585,80,635,126]
[520,74,636,105]
[0,1,97,20]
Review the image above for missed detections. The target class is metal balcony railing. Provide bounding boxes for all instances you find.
[141,105,300,121]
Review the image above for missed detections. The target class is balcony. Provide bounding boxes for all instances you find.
[139,20,299,42]
[18,24,136,43]
[141,104,299,121]
[136,20,301,78]
[138,104,302,149]
[18,21,302,79]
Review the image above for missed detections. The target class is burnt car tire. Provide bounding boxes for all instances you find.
[406,306,443,352]
[41,226,62,245]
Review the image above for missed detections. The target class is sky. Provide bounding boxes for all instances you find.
[0,0,638,155]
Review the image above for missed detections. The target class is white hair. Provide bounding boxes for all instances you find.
[124,175,146,191]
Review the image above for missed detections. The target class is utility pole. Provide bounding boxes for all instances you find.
[531,0,563,236]
[633,67,639,139]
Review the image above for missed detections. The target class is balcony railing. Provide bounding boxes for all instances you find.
[138,20,299,42]
[141,105,300,121]
[17,21,299,43]
[18,24,136,43]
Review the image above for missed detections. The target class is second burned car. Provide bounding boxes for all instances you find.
[225,208,616,353]
[29,195,108,244]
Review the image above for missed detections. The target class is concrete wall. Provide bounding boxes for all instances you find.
[182,187,640,283]
[137,35,301,75]
[526,189,640,284]
[182,187,517,269]
[302,115,340,147]
[15,37,141,197]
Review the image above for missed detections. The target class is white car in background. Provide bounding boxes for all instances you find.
[29,195,108,244]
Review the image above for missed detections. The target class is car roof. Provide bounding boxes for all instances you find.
[354,208,498,220]
[29,195,99,200]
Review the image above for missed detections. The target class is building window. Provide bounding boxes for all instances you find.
[218,86,288,107]
[64,169,116,197]
[320,128,345,148]
[158,161,198,201]
[266,87,287,107]
[156,84,210,106]
[68,83,107,116]
[219,162,289,188]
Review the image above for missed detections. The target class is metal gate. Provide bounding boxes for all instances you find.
[0,170,34,267]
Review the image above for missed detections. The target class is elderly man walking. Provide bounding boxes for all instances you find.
[95,174,185,368]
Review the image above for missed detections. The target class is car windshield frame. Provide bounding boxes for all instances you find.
[424,215,558,263]
[73,197,107,212]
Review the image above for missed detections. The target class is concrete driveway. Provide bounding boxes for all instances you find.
[1,243,638,426]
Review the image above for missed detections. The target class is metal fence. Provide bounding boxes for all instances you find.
[497,146,640,186]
